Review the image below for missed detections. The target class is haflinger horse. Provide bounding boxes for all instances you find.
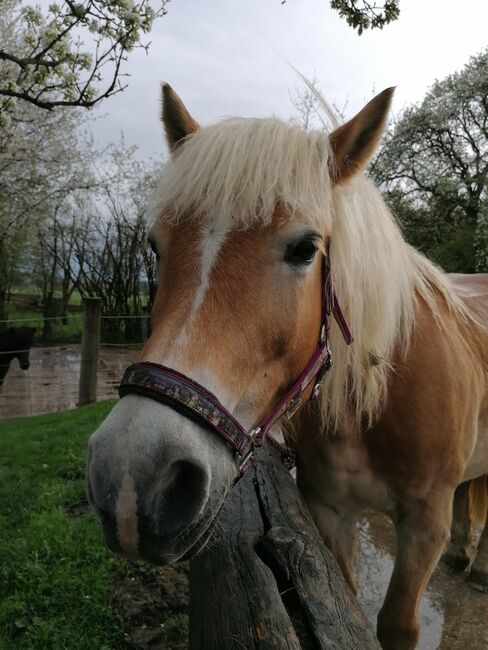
[0,326,36,385]
[87,83,488,650]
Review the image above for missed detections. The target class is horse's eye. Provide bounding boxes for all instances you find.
[285,237,319,266]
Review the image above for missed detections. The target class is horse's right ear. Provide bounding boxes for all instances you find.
[161,83,200,152]
[329,87,394,184]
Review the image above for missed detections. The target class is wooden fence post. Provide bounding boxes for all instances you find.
[141,314,149,342]
[189,443,380,649]
[78,297,101,407]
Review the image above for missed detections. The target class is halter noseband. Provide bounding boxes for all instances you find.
[119,257,352,479]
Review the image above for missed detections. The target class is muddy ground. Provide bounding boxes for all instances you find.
[112,564,189,649]
[114,512,488,650]
[0,345,140,419]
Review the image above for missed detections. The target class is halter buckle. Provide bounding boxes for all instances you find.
[236,446,255,475]
[310,342,333,401]
[235,426,261,475]
[320,324,326,344]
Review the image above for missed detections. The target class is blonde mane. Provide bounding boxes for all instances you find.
[325,176,468,427]
[153,110,470,429]
[154,117,333,231]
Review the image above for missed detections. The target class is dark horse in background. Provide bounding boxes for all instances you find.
[0,327,36,385]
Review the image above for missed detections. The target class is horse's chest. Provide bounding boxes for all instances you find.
[301,436,394,514]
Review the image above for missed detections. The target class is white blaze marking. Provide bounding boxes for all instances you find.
[116,474,139,555]
[189,222,230,321]
[171,221,229,353]
[157,220,244,416]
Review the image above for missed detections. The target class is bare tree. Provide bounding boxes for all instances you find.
[66,144,160,341]
[0,103,95,318]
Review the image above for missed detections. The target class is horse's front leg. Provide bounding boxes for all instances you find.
[304,498,359,593]
[378,490,453,650]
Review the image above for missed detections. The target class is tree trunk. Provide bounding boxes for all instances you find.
[189,443,380,649]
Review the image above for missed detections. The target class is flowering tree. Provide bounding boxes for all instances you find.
[0,0,169,111]
[371,49,488,272]
[329,0,399,34]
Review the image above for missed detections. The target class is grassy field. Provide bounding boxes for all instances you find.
[0,403,188,650]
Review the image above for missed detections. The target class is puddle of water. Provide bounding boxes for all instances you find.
[0,345,140,419]
[358,510,488,650]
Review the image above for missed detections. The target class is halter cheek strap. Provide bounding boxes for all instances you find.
[118,257,352,479]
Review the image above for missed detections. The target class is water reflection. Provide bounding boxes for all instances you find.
[0,345,140,419]
[358,511,488,649]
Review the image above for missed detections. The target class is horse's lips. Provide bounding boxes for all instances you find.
[178,491,230,562]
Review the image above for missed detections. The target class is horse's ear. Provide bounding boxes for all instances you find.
[329,87,394,185]
[161,83,199,152]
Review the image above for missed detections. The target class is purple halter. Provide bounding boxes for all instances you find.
[119,257,352,478]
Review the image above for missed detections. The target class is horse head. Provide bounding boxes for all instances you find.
[87,84,393,564]
[0,326,36,382]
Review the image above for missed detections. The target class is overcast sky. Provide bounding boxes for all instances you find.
[89,0,488,161]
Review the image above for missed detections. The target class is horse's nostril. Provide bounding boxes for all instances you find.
[152,459,210,538]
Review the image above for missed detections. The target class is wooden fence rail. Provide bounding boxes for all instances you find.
[189,443,380,649]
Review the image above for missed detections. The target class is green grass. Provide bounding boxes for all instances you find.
[0,402,169,650]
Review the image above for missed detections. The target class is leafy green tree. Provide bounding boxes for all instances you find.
[371,49,488,272]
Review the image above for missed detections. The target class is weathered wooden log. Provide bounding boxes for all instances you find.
[189,443,380,649]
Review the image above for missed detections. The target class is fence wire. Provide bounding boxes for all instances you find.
[1,313,150,347]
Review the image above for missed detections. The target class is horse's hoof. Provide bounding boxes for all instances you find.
[467,569,488,593]
[442,552,470,573]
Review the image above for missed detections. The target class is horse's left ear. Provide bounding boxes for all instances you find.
[161,83,200,152]
[329,87,394,184]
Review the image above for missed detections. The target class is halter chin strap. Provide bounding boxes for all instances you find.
[119,256,353,479]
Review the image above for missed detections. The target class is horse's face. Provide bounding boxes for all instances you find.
[87,213,325,562]
[87,84,393,564]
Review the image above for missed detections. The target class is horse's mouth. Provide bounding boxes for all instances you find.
[179,494,228,561]
[100,488,230,566]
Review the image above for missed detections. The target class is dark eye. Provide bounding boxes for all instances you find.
[285,237,319,266]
